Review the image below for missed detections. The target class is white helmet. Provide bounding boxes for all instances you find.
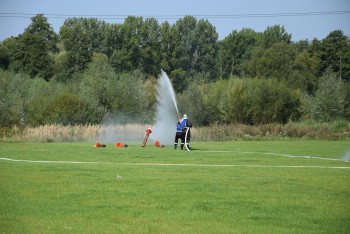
[183,114,188,119]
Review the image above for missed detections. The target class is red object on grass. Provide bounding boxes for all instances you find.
[154,141,160,147]
[115,142,122,148]
[142,125,152,147]
[94,142,106,147]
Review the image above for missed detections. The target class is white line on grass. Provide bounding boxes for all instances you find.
[0,157,349,169]
[200,150,346,162]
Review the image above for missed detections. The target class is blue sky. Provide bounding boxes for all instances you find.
[0,0,349,41]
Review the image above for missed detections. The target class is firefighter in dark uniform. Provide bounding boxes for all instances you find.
[180,114,193,150]
[174,119,183,150]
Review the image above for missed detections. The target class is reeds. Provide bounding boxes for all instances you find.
[194,121,350,141]
[1,121,349,142]
[0,124,147,143]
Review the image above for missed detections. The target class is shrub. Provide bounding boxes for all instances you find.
[312,73,345,122]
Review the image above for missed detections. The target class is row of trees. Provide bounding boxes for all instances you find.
[0,14,221,91]
[1,14,349,88]
[0,14,349,127]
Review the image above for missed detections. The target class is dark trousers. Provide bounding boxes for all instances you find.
[174,132,183,149]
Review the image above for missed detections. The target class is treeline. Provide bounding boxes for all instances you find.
[0,14,349,128]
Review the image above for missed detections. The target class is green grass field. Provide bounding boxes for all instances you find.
[1,140,349,233]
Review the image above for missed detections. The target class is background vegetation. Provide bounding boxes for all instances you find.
[0,14,349,131]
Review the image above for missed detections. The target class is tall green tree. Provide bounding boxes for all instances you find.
[103,23,123,58]
[170,16,219,91]
[192,19,220,82]
[219,28,261,79]
[173,16,197,72]
[158,21,174,72]
[60,18,108,76]
[9,14,58,80]
[318,30,350,80]
[256,42,298,80]
[0,41,10,69]
[294,39,310,52]
[139,18,162,77]
[168,16,197,92]
[290,50,319,94]
[109,16,144,73]
[262,25,291,48]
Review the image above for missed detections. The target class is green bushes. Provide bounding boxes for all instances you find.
[1,68,348,130]
[0,67,154,127]
[224,78,288,124]
[179,77,301,126]
[178,72,348,127]
[311,73,345,122]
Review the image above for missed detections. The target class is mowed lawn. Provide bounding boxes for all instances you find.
[0,140,349,233]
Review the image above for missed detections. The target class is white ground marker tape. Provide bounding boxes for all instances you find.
[1,158,349,169]
[200,150,348,162]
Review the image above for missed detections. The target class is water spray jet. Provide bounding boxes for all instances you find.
[161,69,179,118]
[149,70,179,145]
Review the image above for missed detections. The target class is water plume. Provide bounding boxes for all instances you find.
[149,70,179,145]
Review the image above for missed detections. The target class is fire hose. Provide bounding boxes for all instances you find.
[184,127,190,151]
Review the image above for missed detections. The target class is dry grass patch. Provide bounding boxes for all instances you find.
[0,124,148,142]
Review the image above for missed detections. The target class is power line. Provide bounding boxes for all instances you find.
[0,11,349,20]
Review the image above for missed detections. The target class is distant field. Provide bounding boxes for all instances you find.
[1,140,349,233]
